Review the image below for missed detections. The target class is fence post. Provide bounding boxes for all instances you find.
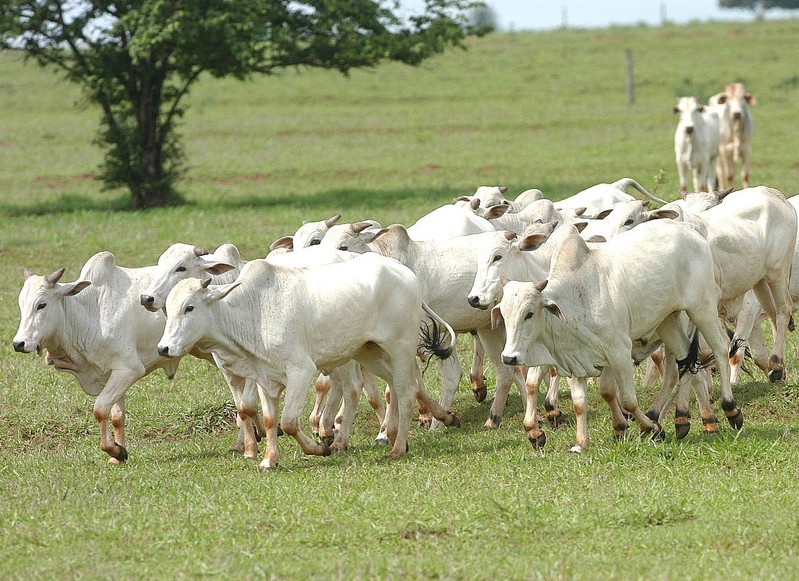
[626,49,634,104]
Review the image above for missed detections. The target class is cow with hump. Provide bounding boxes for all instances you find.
[12,251,179,463]
[156,252,460,470]
[492,218,740,453]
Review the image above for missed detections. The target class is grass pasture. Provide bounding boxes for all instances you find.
[3,19,799,580]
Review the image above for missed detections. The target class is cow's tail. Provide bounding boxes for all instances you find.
[613,177,668,206]
[419,302,456,361]
[676,330,715,377]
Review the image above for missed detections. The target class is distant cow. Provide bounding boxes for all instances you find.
[674,96,721,194]
[709,83,756,189]
[13,252,178,463]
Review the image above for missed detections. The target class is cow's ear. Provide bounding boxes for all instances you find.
[61,280,91,297]
[205,280,241,302]
[573,221,588,233]
[595,208,613,220]
[490,305,503,330]
[202,258,237,276]
[544,300,567,322]
[699,106,707,113]
[746,94,757,106]
[483,204,509,220]
[673,106,679,114]
[645,209,680,222]
[269,236,294,252]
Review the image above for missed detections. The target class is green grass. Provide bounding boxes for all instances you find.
[3,19,799,580]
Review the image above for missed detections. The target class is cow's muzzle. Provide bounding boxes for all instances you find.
[140,294,157,310]
[157,345,173,358]
[502,355,519,366]
[12,340,26,353]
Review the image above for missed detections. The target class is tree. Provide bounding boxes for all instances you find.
[719,0,799,20]
[0,1,489,209]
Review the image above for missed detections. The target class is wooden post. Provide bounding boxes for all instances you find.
[626,49,634,104]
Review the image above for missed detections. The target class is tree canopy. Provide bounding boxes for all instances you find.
[719,0,799,10]
[0,1,488,208]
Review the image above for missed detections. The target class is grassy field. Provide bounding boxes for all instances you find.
[3,18,799,581]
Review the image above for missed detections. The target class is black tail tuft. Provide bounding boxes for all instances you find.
[728,336,744,358]
[676,331,701,378]
[419,319,453,362]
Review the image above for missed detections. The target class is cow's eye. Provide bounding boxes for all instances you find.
[185,305,194,313]
[524,311,533,320]
[176,266,186,272]
[624,218,634,226]
[36,302,46,310]
[310,239,321,246]
[492,254,502,263]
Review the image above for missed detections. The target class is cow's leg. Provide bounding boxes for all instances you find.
[752,278,792,382]
[597,368,631,442]
[257,380,283,470]
[309,373,331,436]
[469,330,488,402]
[567,376,590,453]
[359,366,386,428]
[325,363,361,452]
[110,398,125,454]
[479,326,525,428]
[430,351,463,430]
[280,366,331,459]
[642,345,665,389]
[317,372,344,445]
[522,365,548,449]
[607,347,662,440]
[544,367,568,429]
[93,368,143,463]
[687,306,741,431]
[226,373,260,459]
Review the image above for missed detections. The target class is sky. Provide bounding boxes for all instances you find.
[402,1,797,32]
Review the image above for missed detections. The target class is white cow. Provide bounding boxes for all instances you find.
[678,186,796,382]
[407,203,496,240]
[12,252,178,463]
[554,178,667,218]
[674,96,721,194]
[492,219,740,453]
[268,214,343,251]
[454,186,544,215]
[709,83,756,189]
[321,223,528,429]
[140,242,379,452]
[156,253,460,469]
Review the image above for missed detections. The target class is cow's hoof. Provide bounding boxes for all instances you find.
[112,444,128,463]
[373,435,390,447]
[259,459,278,471]
[229,443,245,454]
[548,410,569,430]
[321,435,334,448]
[568,444,585,454]
[528,431,546,449]
[768,368,785,382]
[447,413,461,428]
[472,386,487,403]
[418,417,432,430]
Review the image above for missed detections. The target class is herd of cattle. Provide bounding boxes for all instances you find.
[12,166,799,469]
[8,82,787,469]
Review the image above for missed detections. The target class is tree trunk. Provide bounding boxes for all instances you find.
[133,68,168,208]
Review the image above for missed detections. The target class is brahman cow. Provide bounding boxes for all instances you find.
[554,177,666,218]
[13,252,178,463]
[492,219,740,453]
[156,253,460,469]
[320,223,528,429]
[674,96,721,194]
[709,83,756,189]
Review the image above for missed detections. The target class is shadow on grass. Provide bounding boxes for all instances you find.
[0,180,584,217]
